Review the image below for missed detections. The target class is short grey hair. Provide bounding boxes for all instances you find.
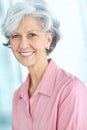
[2,0,60,55]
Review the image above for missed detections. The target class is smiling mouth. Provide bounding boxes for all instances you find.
[20,51,34,57]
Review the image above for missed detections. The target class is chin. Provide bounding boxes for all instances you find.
[20,60,36,68]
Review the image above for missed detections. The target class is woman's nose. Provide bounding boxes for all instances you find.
[19,36,30,49]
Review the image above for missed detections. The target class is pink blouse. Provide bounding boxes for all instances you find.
[12,59,87,130]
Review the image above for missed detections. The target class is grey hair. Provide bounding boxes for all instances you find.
[2,0,60,55]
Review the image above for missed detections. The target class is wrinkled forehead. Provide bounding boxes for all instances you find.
[13,16,43,33]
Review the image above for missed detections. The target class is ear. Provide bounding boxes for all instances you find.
[46,32,53,49]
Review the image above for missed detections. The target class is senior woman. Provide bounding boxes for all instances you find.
[2,0,87,130]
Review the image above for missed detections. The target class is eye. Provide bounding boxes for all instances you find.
[28,33,37,38]
[10,34,20,39]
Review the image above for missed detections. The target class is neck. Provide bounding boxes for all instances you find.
[28,58,48,94]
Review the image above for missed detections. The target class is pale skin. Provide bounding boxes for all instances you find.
[10,16,53,97]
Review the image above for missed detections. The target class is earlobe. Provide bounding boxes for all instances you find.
[46,46,50,50]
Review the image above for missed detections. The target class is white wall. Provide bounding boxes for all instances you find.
[47,0,87,86]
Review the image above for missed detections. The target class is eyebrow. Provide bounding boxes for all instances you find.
[27,29,43,33]
[11,29,44,36]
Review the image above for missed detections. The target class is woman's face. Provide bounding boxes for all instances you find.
[10,16,52,68]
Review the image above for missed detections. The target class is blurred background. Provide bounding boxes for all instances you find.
[0,0,87,129]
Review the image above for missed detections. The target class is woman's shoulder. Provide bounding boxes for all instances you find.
[54,62,87,95]
[48,59,87,93]
[55,66,87,101]
[13,74,30,101]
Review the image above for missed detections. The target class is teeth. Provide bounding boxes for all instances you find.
[20,52,33,56]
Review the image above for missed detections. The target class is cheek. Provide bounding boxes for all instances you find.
[33,38,47,50]
[10,43,18,54]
